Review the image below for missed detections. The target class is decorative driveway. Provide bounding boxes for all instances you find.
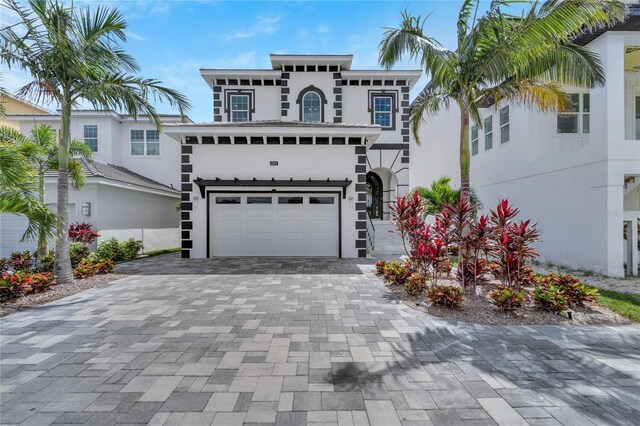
[1,255,639,425]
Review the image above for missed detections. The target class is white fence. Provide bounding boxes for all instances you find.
[98,228,180,253]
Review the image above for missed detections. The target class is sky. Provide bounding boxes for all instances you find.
[1,0,505,122]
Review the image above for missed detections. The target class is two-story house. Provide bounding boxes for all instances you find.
[163,54,421,258]
[1,106,187,256]
[411,7,640,277]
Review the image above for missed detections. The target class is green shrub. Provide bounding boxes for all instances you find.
[38,250,55,273]
[404,273,427,297]
[489,285,525,311]
[120,238,143,261]
[536,273,597,306]
[95,238,122,262]
[426,285,463,308]
[533,285,569,312]
[0,272,55,301]
[382,260,412,286]
[74,259,116,279]
[95,238,142,262]
[69,242,90,267]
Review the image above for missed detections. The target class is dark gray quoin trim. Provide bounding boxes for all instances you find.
[181,144,193,258]
[354,145,368,257]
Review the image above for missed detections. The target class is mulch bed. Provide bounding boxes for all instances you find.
[384,276,630,326]
[0,273,131,318]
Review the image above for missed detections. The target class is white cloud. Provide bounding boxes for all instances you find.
[125,30,146,42]
[224,15,281,40]
[316,24,329,34]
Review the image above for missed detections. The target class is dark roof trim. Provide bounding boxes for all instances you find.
[193,178,352,198]
[573,5,640,46]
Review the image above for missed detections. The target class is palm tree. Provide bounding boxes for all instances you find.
[0,141,58,249]
[414,176,481,216]
[0,124,92,256]
[379,0,627,203]
[1,0,190,282]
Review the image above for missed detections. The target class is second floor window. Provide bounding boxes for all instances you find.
[373,96,392,128]
[230,95,249,122]
[471,125,479,156]
[557,93,590,134]
[84,125,98,152]
[500,106,509,144]
[131,129,160,156]
[484,116,493,150]
[302,91,321,122]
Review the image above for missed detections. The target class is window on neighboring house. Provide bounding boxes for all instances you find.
[230,94,249,122]
[471,125,479,156]
[373,96,392,128]
[484,116,493,150]
[557,93,590,134]
[83,125,98,152]
[500,106,509,144]
[302,91,321,122]
[131,129,160,156]
[146,130,160,155]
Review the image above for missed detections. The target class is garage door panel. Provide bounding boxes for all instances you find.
[211,193,338,257]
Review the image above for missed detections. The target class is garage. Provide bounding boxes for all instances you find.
[209,193,339,257]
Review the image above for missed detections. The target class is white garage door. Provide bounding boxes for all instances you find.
[210,193,339,257]
[0,204,76,258]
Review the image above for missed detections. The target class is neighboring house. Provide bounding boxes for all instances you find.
[1,110,187,257]
[411,10,640,277]
[0,94,52,130]
[163,54,421,258]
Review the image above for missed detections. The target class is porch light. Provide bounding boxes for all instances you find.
[82,202,91,216]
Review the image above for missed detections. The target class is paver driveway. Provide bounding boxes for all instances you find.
[1,255,639,425]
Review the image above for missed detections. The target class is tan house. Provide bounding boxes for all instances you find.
[0,94,52,130]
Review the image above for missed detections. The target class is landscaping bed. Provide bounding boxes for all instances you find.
[0,272,130,317]
[383,274,629,325]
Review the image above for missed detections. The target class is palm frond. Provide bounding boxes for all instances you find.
[409,84,451,144]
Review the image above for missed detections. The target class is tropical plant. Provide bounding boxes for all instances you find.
[9,251,34,272]
[1,0,190,283]
[0,142,58,248]
[414,176,481,216]
[375,260,389,275]
[489,285,525,311]
[390,192,425,256]
[536,273,598,306]
[379,0,626,203]
[68,222,100,245]
[404,272,427,297]
[0,271,55,301]
[94,237,142,262]
[381,260,412,286]
[533,285,569,313]
[69,242,89,268]
[426,284,464,309]
[0,125,92,256]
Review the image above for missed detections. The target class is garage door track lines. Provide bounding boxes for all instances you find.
[1,256,639,425]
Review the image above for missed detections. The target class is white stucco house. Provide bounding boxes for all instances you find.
[163,54,421,258]
[1,109,186,256]
[411,9,640,277]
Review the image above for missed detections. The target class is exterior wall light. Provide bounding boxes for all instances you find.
[82,202,91,216]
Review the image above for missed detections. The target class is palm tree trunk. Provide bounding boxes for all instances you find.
[458,106,471,292]
[55,97,73,283]
[459,107,471,204]
[36,171,47,258]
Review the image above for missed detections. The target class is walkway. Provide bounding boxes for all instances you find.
[1,255,639,425]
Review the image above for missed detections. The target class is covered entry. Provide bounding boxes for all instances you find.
[209,192,339,257]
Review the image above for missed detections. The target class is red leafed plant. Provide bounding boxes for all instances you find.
[69,222,100,245]
[491,201,541,291]
[390,192,425,257]
[0,272,56,301]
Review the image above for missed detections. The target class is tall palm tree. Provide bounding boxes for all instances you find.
[1,0,190,282]
[0,141,58,248]
[379,0,627,203]
[0,124,92,256]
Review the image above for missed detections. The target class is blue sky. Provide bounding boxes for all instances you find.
[3,1,504,122]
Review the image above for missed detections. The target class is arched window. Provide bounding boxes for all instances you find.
[302,91,321,122]
[297,86,327,122]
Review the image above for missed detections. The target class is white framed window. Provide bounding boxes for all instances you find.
[373,96,392,128]
[557,93,590,134]
[84,125,98,152]
[484,116,493,150]
[500,106,509,144]
[131,129,160,156]
[471,125,479,156]
[230,95,249,122]
[302,91,321,122]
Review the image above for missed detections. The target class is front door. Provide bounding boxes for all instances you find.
[366,172,383,219]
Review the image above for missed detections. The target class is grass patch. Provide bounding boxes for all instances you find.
[594,288,640,322]
[143,247,181,257]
